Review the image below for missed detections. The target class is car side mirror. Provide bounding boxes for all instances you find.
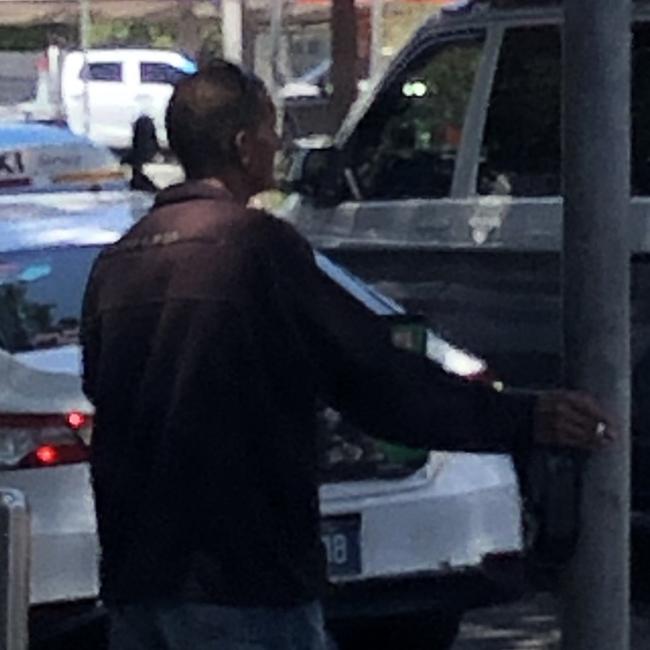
[283,145,345,205]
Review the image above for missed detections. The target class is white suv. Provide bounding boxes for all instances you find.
[61,48,196,150]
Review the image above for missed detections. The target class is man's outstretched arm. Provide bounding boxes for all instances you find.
[269,218,613,454]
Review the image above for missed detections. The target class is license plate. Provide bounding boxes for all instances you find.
[320,515,361,578]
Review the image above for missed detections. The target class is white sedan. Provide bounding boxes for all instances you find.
[0,190,528,650]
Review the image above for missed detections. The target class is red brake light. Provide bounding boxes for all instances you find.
[66,411,86,430]
[22,442,89,469]
[35,445,59,465]
[0,411,92,469]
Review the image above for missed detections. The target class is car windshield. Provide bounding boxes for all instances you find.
[0,245,100,353]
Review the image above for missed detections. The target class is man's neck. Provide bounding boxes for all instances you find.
[201,172,253,206]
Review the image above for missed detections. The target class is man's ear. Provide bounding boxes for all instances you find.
[234,129,252,169]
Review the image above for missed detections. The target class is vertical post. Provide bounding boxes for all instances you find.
[47,45,64,121]
[269,0,283,91]
[0,489,30,650]
[269,0,285,132]
[330,0,358,132]
[79,0,91,136]
[562,1,631,650]
[370,0,384,79]
[222,0,244,64]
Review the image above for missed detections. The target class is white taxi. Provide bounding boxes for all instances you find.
[0,122,127,194]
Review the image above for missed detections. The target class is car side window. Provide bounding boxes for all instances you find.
[478,27,561,197]
[477,23,650,197]
[347,35,485,200]
[140,62,187,85]
[82,62,123,83]
[632,23,650,195]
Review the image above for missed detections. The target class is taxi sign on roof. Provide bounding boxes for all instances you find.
[0,123,127,194]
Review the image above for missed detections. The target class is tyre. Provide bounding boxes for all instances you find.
[330,612,462,650]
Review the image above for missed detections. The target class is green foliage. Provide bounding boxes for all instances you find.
[88,17,222,57]
[89,20,177,49]
[0,24,75,51]
[196,23,223,66]
[0,18,221,56]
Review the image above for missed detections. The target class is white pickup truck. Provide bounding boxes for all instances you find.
[60,48,196,149]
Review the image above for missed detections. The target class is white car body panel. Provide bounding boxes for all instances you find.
[321,453,521,582]
[0,464,98,605]
[0,348,91,415]
[0,348,97,604]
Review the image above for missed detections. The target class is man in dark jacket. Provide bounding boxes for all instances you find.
[81,60,612,650]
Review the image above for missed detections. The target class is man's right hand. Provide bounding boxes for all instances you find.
[532,390,617,450]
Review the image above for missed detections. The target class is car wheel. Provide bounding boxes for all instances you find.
[330,612,462,650]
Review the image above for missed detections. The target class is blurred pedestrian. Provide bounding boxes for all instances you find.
[121,115,159,192]
[80,59,614,650]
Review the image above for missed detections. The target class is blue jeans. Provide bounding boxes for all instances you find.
[108,601,337,650]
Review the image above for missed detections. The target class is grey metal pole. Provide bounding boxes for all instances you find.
[269,0,283,90]
[0,489,30,650]
[222,0,244,64]
[561,1,631,649]
[269,0,285,133]
[79,0,91,136]
[370,0,384,79]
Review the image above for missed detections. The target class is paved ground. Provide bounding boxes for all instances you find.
[453,593,650,649]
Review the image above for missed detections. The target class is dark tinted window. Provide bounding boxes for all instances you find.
[140,62,188,85]
[348,35,484,200]
[0,246,100,353]
[83,62,123,82]
[478,27,561,197]
[479,23,650,197]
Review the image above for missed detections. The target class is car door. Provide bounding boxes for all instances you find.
[294,24,494,340]
[83,58,137,148]
[135,61,191,146]
[288,10,585,568]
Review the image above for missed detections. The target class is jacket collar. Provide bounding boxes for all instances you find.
[154,180,235,209]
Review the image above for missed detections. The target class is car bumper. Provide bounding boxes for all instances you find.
[2,453,522,608]
[320,453,523,582]
[0,463,98,606]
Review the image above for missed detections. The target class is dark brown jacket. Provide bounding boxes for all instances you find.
[81,181,535,606]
